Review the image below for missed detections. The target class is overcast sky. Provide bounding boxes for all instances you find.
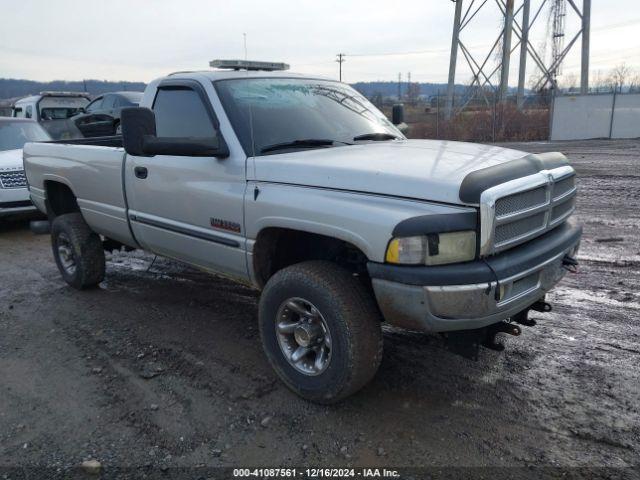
[0,0,638,85]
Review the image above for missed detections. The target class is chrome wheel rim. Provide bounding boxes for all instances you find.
[276,297,332,376]
[57,232,77,275]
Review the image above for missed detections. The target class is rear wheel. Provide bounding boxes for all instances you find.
[259,261,383,403]
[51,213,105,289]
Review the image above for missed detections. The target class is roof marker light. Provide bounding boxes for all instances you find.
[209,59,290,71]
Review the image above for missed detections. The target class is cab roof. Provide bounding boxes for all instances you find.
[167,69,334,83]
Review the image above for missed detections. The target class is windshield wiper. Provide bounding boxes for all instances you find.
[353,132,400,142]
[260,139,337,154]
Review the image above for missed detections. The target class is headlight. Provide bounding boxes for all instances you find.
[386,231,476,266]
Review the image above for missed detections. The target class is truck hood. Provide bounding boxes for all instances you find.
[0,149,23,171]
[250,140,529,205]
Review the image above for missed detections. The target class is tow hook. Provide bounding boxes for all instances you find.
[512,309,536,326]
[562,254,579,273]
[530,300,552,313]
[482,321,521,352]
[446,321,522,359]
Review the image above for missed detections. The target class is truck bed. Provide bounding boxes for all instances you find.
[46,135,123,148]
[23,138,135,247]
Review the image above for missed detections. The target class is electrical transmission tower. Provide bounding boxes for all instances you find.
[551,0,567,81]
[444,0,591,118]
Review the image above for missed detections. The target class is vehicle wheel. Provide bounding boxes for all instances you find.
[259,261,383,404]
[51,213,105,289]
[114,122,122,135]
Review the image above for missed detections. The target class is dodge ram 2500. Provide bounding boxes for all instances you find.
[24,61,582,403]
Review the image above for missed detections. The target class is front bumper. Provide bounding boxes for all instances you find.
[368,221,582,333]
[0,187,36,217]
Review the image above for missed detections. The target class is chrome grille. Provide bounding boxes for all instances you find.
[495,186,547,217]
[495,212,546,245]
[480,166,577,255]
[0,170,27,189]
[552,175,575,198]
[551,196,576,224]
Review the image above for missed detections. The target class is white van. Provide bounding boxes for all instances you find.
[13,92,90,139]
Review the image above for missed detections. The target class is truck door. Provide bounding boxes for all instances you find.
[124,80,248,281]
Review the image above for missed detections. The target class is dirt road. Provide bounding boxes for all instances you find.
[1,139,638,478]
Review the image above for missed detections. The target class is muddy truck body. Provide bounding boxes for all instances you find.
[23,63,582,403]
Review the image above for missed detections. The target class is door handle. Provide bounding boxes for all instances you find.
[134,166,148,179]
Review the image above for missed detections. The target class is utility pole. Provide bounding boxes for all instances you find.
[516,0,531,109]
[499,0,515,103]
[336,53,346,82]
[398,72,402,101]
[580,0,591,94]
[445,0,463,119]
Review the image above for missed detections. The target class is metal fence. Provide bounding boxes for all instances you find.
[550,92,640,141]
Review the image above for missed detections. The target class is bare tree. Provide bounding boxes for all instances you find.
[560,73,578,92]
[591,69,609,92]
[608,63,632,93]
[629,74,640,93]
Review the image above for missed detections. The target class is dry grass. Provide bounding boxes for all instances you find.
[399,104,551,142]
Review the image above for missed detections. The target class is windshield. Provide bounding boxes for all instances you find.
[215,78,402,156]
[0,121,51,151]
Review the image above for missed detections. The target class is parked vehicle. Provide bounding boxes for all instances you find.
[23,61,582,403]
[0,98,17,117]
[12,92,90,140]
[0,118,50,218]
[72,91,143,137]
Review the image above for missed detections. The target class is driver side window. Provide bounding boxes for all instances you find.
[152,87,215,138]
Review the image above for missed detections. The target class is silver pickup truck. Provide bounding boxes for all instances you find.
[24,62,582,403]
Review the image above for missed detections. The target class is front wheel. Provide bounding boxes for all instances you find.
[259,261,383,404]
[51,213,105,289]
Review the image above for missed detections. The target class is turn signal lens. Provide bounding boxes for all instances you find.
[385,236,426,264]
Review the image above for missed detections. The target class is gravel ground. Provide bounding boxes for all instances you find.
[0,139,638,479]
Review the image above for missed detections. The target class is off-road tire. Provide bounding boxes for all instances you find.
[51,213,105,289]
[259,261,383,404]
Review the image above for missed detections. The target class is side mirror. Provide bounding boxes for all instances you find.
[391,103,409,135]
[120,107,229,158]
[121,107,156,156]
[392,104,404,125]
